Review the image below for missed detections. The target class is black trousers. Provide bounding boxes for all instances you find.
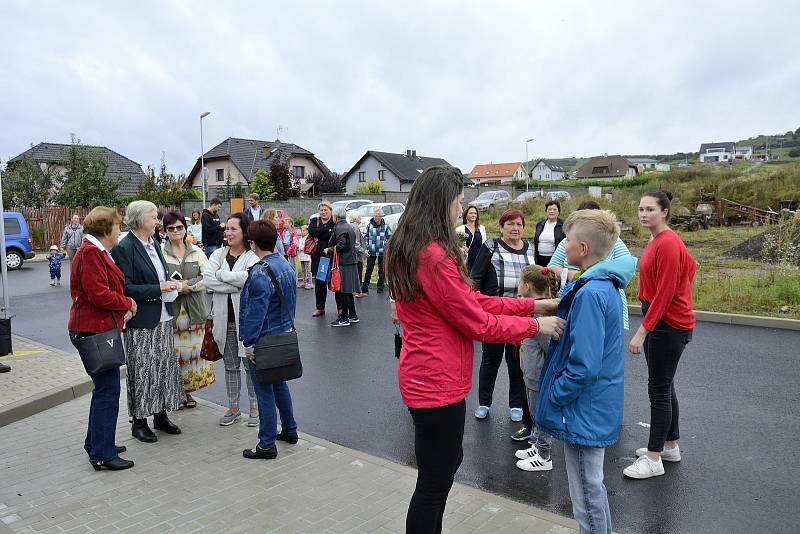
[356,261,364,288]
[535,253,552,267]
[478,343,525,409]
[334,292,356,319]
[407,400,465,534]
[644,321,692,452]
[311,256,329,311]
[362,254,385,292]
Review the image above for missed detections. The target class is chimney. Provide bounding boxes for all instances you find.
[604,153,608,158]
[406,149,412,158]
[263,145,271,159]
[411,150,417,159]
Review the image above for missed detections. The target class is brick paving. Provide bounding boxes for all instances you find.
[0,388,577,533]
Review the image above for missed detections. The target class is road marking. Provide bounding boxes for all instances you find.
[4,349,47,358]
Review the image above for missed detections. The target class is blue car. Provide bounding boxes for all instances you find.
[4,212,35,270]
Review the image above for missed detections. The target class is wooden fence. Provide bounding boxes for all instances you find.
[18,205,177,251]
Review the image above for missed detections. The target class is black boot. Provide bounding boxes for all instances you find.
[131,418,158,443]
[153,411,181,435]
[91,457,134,471]
[242,444,277,459]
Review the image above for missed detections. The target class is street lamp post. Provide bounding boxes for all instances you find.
[200,111,210,208]
[524,138,534,193]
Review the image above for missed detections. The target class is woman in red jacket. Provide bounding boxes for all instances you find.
[385,166,565,534]
[69,207,138,471]
[625,190,696,480]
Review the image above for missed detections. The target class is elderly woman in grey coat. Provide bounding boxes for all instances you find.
[324,206,360,327]
[112,200,183,443]
[203,213,260,426]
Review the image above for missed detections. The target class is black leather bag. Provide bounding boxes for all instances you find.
[394,325,402,359]
[69,250,126,375]
[254,261,302,385]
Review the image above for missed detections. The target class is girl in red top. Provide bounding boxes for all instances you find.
[625,190,696,480]
[385,166,564,534]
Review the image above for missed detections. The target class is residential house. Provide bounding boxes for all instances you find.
[341,150,452,193]
[626,156,659,171]
[6,142,147,195]
[575,155,638,179]
[184,137,331,194]
[698,142,736,163]
[530,159,567,181]
[468,162,527,185]
[734,146,753,160]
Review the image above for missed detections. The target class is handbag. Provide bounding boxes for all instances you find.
[254,261,303,385]
[303,236,318,255]
[330,248,341,292]
[200,318,222,361]
[316,256,331,282]
[69,250,126,375]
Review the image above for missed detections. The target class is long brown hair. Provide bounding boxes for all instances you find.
[519,265,560,298]
[462,205,479,226]
[386,166,469,303]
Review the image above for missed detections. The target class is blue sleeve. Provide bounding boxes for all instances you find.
[550,291,606,407]
[548,240,567,268]
[239,273,273,347]
[611,238,631,259]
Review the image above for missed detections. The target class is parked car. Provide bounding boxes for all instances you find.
[468,190,511,211]
[514,191,543,203]
[354,202,405,233]
[3,212,35,270]
[308,199,372,223]
[546,190,572,201]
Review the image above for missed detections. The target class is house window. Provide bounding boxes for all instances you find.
[378,170,386,181]
[591,166,610,175]
[546,174,550,179]
[216,169,224,182]
[292,166,305,179]
[358,171,366,182]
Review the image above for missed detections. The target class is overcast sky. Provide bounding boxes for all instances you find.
[2,0,799,175]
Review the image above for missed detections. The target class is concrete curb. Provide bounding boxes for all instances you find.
[0,367,126,428]
[628,304,800,331]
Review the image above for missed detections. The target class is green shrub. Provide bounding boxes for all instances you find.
[354,180,382,194]
[293,216,307,228]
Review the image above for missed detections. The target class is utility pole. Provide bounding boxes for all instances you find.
[200,111,211,208]
[524,138,534,193]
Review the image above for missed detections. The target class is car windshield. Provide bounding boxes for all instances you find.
[332,201,351,210]
[475,192,495,200]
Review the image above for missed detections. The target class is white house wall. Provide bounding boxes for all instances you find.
[532,162,565,181]
[345,155,402,192]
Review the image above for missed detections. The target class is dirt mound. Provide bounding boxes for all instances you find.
[726,220,800,266]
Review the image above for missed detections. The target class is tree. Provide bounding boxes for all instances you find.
[307,171,344,194]
[270,160,299,200]
[1,156,61,209]
[788,147,800,158]
[130,154,200,207]
[57,135,123,207]
[250,169,276,200]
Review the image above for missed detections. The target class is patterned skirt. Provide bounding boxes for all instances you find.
[174,307,216,395]
[124,320,183,419]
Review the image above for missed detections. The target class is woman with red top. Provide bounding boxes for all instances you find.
[385,166,565,534]
[69,207,138,471]
[624,190,697,480]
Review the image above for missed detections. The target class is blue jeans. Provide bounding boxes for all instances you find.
[563,443,612,534]
[246,360,298,449]
[204,244,220,258]
[84,367,121,462]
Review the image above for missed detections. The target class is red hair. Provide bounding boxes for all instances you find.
[499,208,525,228]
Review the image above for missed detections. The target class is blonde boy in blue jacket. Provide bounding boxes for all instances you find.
[535,210,637,534]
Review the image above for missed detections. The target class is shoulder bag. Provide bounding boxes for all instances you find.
[69,249,126,375]
[254,261,302,385]
[303,236,318,256]
[200,311,222,361]
[329,248,341,292]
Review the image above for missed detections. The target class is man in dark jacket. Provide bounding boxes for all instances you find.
[201,198,225,258]
[361,207,391,295]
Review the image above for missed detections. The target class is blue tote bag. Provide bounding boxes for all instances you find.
[316,256,331,282]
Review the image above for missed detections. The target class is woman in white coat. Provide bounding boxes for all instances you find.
[203,212,260,427]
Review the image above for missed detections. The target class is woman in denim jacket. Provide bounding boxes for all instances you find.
[239,219,299,460]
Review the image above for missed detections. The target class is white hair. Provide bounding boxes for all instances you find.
[373,207,384,216]
[332,206,348,220]
[347,211,361,224]
[124,200,158,230]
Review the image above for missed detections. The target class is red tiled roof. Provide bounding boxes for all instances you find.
[468,162,522,178]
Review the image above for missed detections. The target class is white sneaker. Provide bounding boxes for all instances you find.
[515,445,539,460]
[636,446,681,462]
[516,452,552,472]
[623,455,665,479]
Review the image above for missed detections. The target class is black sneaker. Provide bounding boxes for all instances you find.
[276,431,299,444]
[376,288,384,294]
[243,444,278,460]
[331,318,350,327]
[348,315,359,323]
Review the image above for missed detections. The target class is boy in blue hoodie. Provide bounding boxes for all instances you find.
[535,209,637,534]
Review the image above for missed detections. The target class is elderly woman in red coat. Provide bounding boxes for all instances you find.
[68,207,138,471]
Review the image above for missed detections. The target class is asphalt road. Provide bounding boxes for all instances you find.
[7,261,800,534]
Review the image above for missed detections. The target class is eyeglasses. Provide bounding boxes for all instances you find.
[166,225,185,232]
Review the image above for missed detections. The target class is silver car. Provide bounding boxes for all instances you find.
[468,190,511,211]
